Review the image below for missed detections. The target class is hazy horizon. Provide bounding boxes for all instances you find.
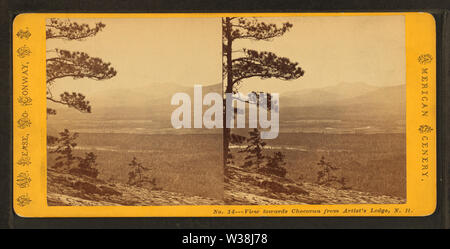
[46,15,405,106]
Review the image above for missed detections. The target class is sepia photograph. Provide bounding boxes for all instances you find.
[46,17,224,206]
[222,16,406,205]
[46,16,406,206]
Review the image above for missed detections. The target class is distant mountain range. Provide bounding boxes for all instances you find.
[281,82,404,108]
[279,82,405,123]
[48,83,222,120]
[84,83,222,108]
[49,82,405,127]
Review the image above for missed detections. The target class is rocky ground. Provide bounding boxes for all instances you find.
[48,165,405,206]
[224,165,405,205]
[47,169,223,206]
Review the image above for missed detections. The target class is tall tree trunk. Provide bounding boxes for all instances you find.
[223,18,233,169]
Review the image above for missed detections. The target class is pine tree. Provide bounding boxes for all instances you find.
[222,17,305,164]
[48,129,79,169]
[48,129,99,178]
[46,19,116,179]
[127,156,156,188]
[46,19,117,115]
[260,151,287,178]
[239,129,266,168]
[71,152,99,178]
[316,156,339,186]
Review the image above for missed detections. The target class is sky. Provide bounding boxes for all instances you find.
[47,17,222,96]
[47,15,405,98]
[234,15,405,93]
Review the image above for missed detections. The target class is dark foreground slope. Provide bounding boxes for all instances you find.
[224,165,405,205]
[47,169,223,206]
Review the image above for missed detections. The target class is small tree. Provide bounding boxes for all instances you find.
[70,152,99,178]
[226,133,247,166]
[48,129,100,178]
[239,129,266,168]
[237,129,288,178]
[127,156,156,188]
[259,151,287,178]
[48,129,79,169]
[236,129,288,177]
[316,156,338,185]
[315,156,349,189]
